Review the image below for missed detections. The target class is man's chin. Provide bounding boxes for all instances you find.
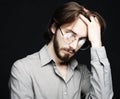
[60,55,72,62]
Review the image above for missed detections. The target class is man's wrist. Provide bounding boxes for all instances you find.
[91,41,102,48]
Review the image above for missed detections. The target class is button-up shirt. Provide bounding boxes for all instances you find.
[9,45,113,99]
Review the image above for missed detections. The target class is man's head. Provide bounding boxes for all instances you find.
[45,1,106,62]
[45,1,106,43]
[51,17,88,62]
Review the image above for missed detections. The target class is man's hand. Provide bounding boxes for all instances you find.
[79,14,102,48]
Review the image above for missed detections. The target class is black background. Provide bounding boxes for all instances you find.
[1,0,120,99]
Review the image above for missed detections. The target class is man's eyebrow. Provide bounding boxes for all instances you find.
[65,29,87,38]
[65,29,77,35]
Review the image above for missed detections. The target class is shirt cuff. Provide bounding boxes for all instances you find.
[90,46,107,61]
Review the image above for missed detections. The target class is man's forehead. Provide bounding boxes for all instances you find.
[62,18,87,33]
[62,18,87,28]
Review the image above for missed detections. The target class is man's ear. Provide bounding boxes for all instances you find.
[50,23,56,34]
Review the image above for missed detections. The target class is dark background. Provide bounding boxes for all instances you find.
[1,0,120,99]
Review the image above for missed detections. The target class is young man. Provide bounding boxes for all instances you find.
[9,1,113,99]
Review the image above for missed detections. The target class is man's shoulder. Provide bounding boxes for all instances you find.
[10,51,42,80]
[77,63,90,73]
[13,45,47,66]
[12,45,49,70]
[77,63,91,79]
[77,64,88,71]
[13,51,40,68]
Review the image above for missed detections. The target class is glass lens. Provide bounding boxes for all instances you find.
[63,32,75,43]
[80,39,91,50]
[78,39,86,47]
[60,27,90,50]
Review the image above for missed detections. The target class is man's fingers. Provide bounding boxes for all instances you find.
[90,15,100,23]
[79,14,90,24]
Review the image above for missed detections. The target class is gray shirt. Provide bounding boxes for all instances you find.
[9,45,113,99]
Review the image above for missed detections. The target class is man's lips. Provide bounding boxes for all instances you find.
[63,49,75,54]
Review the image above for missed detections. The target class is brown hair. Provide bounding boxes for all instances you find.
[44,1,106,43]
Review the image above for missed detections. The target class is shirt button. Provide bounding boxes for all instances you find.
[64,92,67,95]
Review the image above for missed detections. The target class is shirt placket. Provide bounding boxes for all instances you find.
[52,62,75,99]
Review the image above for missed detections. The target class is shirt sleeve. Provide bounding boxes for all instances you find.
[88,46,114,99]
[8,60,34,99]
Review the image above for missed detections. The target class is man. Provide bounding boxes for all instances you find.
[9,1,113,99]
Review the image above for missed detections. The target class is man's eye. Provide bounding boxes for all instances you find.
[64,33,74,38]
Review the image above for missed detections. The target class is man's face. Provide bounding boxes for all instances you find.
[53,18,87,62]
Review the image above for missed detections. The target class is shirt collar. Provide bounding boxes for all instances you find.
[39,44,53,67]
[39,44,78,69]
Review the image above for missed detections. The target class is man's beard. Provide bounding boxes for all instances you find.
[53,34,75,62]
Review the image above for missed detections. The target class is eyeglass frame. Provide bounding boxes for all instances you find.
[59,27,90,50]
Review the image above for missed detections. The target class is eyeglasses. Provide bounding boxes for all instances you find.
[59,27,90,50]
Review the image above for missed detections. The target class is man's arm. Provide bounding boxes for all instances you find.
[81,47,113,99]
[8,60,34,99]
[79,12,113,99]
[89,46,113,99]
